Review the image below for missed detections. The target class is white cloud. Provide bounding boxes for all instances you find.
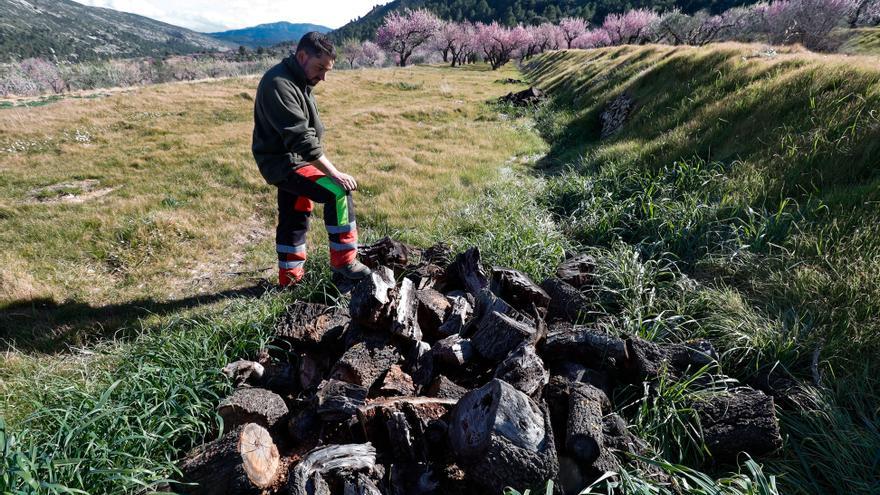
[72,0,384,31]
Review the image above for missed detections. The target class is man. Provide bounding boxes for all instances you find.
[252,32,371,287]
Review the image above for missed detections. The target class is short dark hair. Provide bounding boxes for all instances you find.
[296,32,336,60]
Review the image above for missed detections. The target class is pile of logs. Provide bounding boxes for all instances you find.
[177,238,782,495]
[498,87,546,107]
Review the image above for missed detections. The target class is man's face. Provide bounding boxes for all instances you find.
[296,51,334,86]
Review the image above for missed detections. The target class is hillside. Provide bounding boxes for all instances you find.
[0,0,233,61]
[521,44,880,493]
[331,0,756,40]
[209,22,332,48]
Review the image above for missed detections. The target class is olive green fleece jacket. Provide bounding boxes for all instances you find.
[252,54,325,185]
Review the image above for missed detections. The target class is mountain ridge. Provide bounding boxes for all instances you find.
[0,0,234,61]
[209,21,332,48]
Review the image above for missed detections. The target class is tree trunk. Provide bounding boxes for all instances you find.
[288,444,377,495]
[217,387,289,433]
[179,424,282,494]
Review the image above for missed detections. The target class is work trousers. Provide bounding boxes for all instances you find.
[275,165,358,285]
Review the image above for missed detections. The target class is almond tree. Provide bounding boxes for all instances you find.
[476,22,529,69]
[357,41,386,67]
[340,38,362,68]
[602,9,661,45]
[533,22,563,51]
[756,0,853,50]
[376,9,442,67]
[574,28,612,48]
[559,17,589,48]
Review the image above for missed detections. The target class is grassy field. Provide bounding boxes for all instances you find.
[839,27,880,55]
[521,43,880,494]
[0,64,544,351]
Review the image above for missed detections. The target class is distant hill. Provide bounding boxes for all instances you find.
[331,0,757,41]
[209,22,332,48]
[0,0,234,62]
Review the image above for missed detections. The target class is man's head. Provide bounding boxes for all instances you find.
[295,32,336,86]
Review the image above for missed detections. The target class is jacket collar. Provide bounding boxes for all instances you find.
[283,54,312,94]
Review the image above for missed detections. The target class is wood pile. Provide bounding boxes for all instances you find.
[178,238,782,495]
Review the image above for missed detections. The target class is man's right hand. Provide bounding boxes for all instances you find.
[332,172,358,192]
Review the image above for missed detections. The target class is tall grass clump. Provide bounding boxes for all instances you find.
[524,45,880,493]
[0,291,298,493]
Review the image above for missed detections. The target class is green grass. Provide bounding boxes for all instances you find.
[839,27,880,56]
[522,44,880,494]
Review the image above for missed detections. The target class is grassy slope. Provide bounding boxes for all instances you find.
[839,27,880,55]
[523,44,879,493]
[0,64,544,351]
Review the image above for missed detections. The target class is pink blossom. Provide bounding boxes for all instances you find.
[376,9,442,67]
[574,28,613,49]
[602,9,661,45]
[475,22,530,70]
[559,17,589,48]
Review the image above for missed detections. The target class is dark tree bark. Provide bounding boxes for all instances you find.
[358,236,413,270]
[316,379,368,420]
[432,334,475,367]
[494,344,549,397]
[437,291,473,337]
[566,383,608,465]
[448,379,559,493]
[274,301,349,349]
[540,277,591,323]
[349,266,396,329]
[392,277,422,341]
[330,341,401,390]
[416,288,451,338]
[378,364,416,397]
[541,322,628,368]
[425,375,469,400]
[471,310,538,362]
[555,253,597,289]
[445,247,489,296]
[217,387,289,433]
[490,267,550,311]
[692,388,782,461]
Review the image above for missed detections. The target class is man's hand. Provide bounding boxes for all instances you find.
[332,172,358,192]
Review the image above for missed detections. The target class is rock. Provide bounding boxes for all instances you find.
[600,93,633,139]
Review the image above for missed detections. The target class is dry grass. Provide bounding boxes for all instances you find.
[0,63,545,349]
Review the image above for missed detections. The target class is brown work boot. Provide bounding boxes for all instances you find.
[330,260,372,280]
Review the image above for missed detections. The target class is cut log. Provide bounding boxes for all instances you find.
[692,388,782,461]
[359,236,412,269]
[445,247,489,296]
[256,349,299,395]
[416,288,451,338]
[287,407,320,445]
[422,242,453,266]
[552,362,612,398]
[540,277,591,323]
[221,360,265,388]
[425,375,468,400]
[349,266,396,329]
[437,291,473,337]
[392,277,422,341]
[490,267,550,311]
[556,253,597,289]
[274,302,349,349]
[566,383,607,465]
[431,334,474,367]
[330,342,401,390]
[624,337,717,381]
[289,444,377,495]
[494,344,549,397]
[448,379,559,493]
[541,322,628,367]
[217,387,289,433]
[471,310,538,362]
[316,379,368,420]
[179,423,281,494]
[379,364,416,397]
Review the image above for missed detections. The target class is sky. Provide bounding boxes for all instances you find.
[71,0,384,32]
